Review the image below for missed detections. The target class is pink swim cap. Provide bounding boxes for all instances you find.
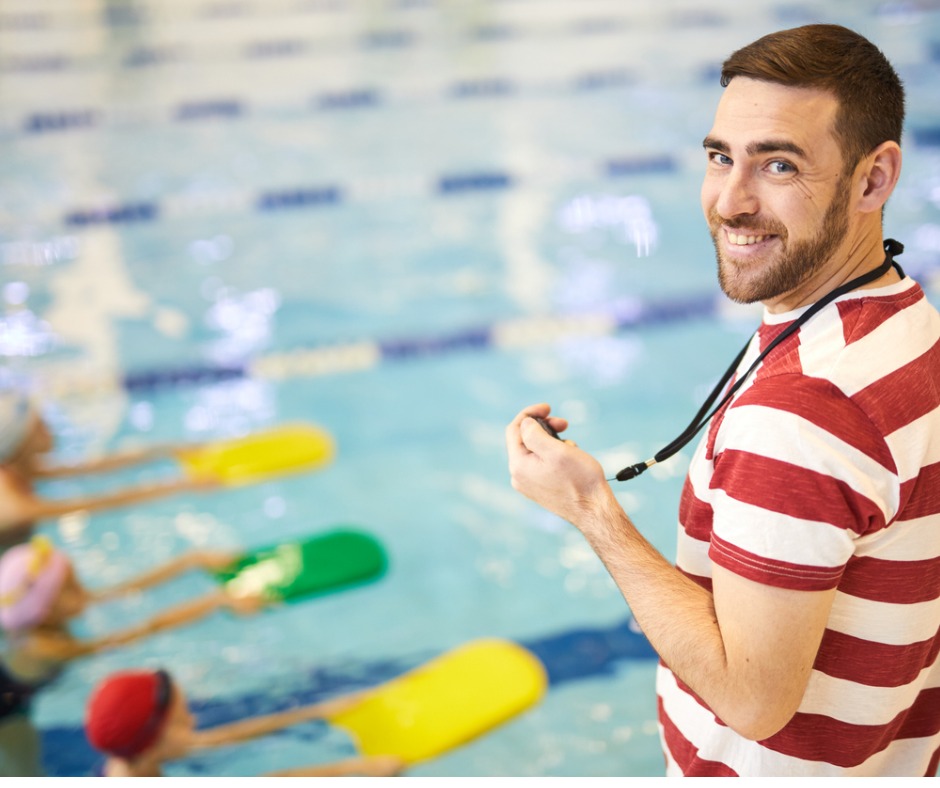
[0,536,70,632]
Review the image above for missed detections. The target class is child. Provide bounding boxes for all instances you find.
[0,391,216,546]
[0,536,262,666]
[85,669,403,777]
[0,536,261,775]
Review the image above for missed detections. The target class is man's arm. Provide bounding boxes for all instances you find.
[506,403,836,741]
[577,495,835,739]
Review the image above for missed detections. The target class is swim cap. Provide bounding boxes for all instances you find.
[85,670,173,759]
[0,536,70,632]
[0,390,32,464]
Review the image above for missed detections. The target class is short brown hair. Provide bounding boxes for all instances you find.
[720,24,905,172]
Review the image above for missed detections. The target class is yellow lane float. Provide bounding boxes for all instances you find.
[176,423,336,486]
[327,638,547,766]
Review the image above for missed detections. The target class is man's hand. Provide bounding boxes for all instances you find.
[505,403,613,529]
[506,407,838,742]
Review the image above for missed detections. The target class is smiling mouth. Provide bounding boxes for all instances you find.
[725,230,773,246]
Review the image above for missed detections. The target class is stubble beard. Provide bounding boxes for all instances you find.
[709,187,851,305]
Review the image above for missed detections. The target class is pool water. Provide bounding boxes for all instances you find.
[2,0,939,777]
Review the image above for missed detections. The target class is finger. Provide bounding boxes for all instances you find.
[506,403,551,453]
[519,416,561,451]
[512,403,551,427]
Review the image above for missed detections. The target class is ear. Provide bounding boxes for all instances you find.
[855,140,901,214]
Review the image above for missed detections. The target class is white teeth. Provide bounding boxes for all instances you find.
[727,232,767,246]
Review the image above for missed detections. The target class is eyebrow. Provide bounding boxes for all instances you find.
[702,136,808,159]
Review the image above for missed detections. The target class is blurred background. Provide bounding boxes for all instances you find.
[2,0,939,777]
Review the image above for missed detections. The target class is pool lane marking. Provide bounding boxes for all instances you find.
[43,156,676,230]
[23,294,719,399]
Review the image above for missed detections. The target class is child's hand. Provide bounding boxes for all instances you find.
[189,550,241,572]
[168,440,212,457]
[223,590,268,616]
[361,755,405,776]
[182,472,221,492]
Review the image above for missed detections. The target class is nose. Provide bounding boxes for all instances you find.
[710,166,759,221]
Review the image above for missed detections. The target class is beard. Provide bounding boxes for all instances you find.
[708,185,851,305]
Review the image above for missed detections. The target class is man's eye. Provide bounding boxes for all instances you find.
[768,161,796,174]
[709,152,732,166]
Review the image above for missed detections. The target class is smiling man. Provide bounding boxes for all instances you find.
[701,71,895,311]
[506,25,940,776]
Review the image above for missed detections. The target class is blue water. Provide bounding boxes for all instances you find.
[2,0,940,778]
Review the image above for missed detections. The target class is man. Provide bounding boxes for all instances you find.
[506,24,940,776]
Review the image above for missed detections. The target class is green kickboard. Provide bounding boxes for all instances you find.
[213,528,387,602]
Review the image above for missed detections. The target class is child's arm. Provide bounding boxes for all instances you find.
[23,475,218,524]
[189,692,367,749]
[89,550,241,603]
[30,443,204,479]
[267,755,404,777]
[27,590,263,662]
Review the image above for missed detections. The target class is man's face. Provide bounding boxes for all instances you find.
[701,77,854,312]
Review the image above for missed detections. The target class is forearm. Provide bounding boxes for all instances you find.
[83,592,227,655]
[91,554,198,601]
[33,445,184,478]
[267,756,403,777]
[192,713,308,748]
[31,478,199,521]
[576,498,798,739]
[31,617,237,665]
[579,502,728,686]
[507,407,826,740]
[191,694,362,749]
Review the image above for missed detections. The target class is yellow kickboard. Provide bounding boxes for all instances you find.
[176,423,336,486]
[327,638,547,766]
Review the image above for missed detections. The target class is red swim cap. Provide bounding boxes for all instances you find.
[85,670,173,759]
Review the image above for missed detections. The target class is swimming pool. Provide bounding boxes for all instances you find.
[2,0,940,777]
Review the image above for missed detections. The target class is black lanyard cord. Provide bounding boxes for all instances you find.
[613,239,905,482]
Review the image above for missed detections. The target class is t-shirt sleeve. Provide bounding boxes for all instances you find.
[705,374,899,591]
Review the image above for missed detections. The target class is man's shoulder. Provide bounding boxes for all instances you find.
[835,278,938,344]
[723,370,895,468]
[776,280,940,409]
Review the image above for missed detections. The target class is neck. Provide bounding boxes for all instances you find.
[764,225,896,314]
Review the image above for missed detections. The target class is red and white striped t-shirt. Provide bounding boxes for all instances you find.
[658,277,940,776]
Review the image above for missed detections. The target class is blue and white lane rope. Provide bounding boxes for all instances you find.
[19,293,716,398]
